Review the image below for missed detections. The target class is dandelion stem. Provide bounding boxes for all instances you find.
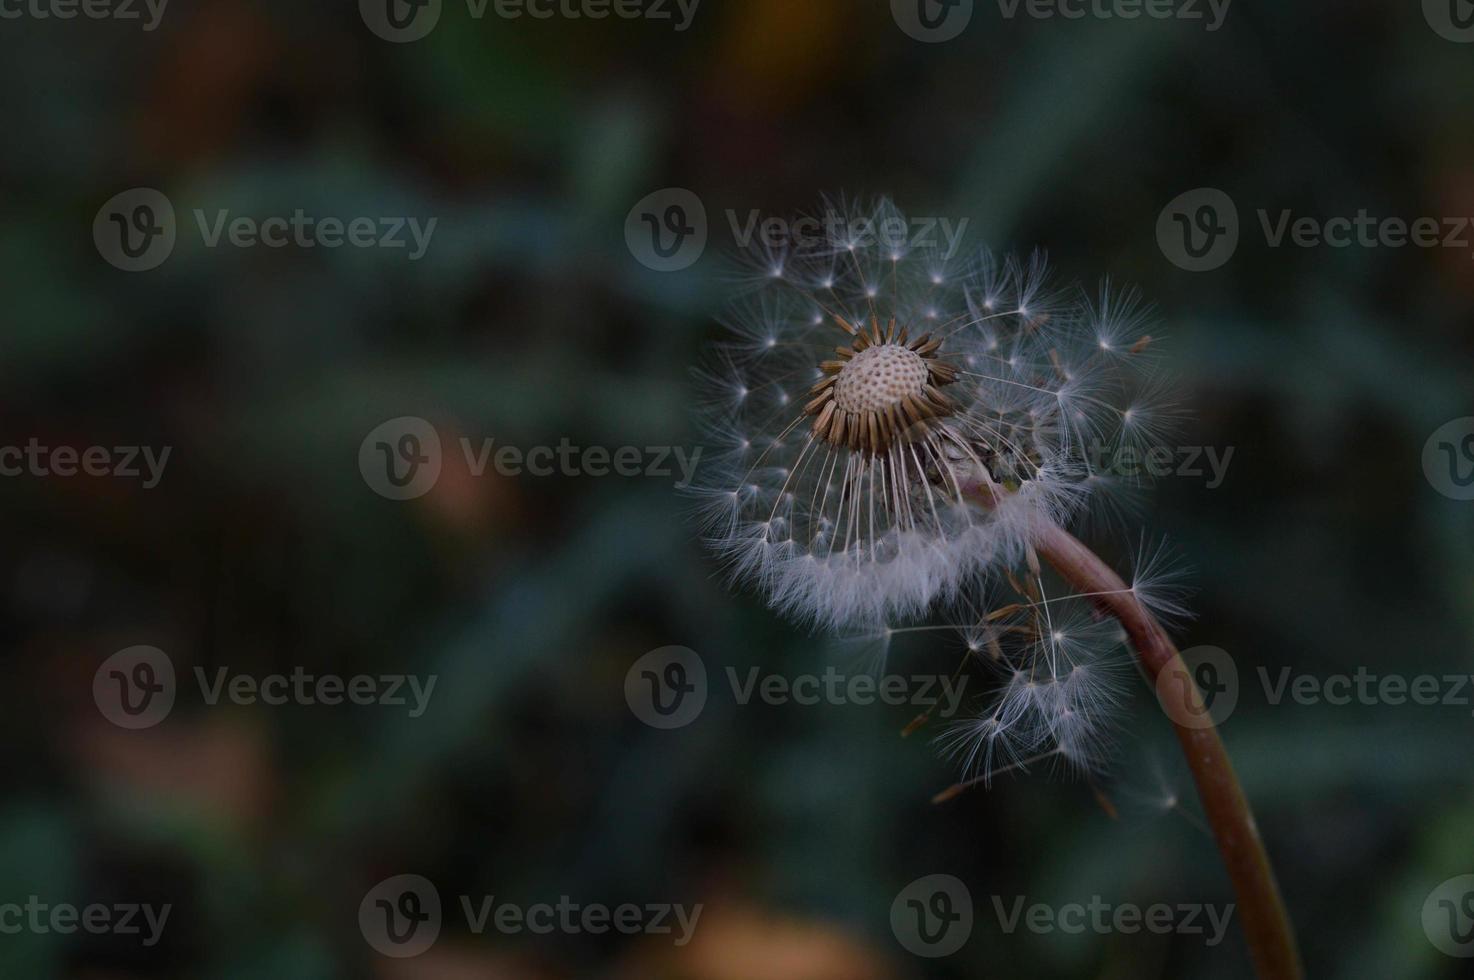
[962,482,1302,979]
[1034,520,1300,977]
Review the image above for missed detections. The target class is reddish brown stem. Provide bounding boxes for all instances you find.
[1030,519,1302,979]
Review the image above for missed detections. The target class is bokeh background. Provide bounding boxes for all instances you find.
[2,0,1472,977]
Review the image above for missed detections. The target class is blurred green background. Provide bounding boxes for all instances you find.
[2,0,1472,977]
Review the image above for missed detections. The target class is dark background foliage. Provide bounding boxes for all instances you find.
[1,1,1471,977]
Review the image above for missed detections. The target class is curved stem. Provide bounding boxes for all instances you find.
[958,479,1301,978]
[1032,519,1303,979]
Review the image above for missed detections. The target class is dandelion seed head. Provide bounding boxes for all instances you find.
[691,199,1175,632]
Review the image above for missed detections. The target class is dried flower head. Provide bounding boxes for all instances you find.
[692,199,1173,631]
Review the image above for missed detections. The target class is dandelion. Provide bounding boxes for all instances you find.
[692,199,1168,630]
[690,199,1301,978]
